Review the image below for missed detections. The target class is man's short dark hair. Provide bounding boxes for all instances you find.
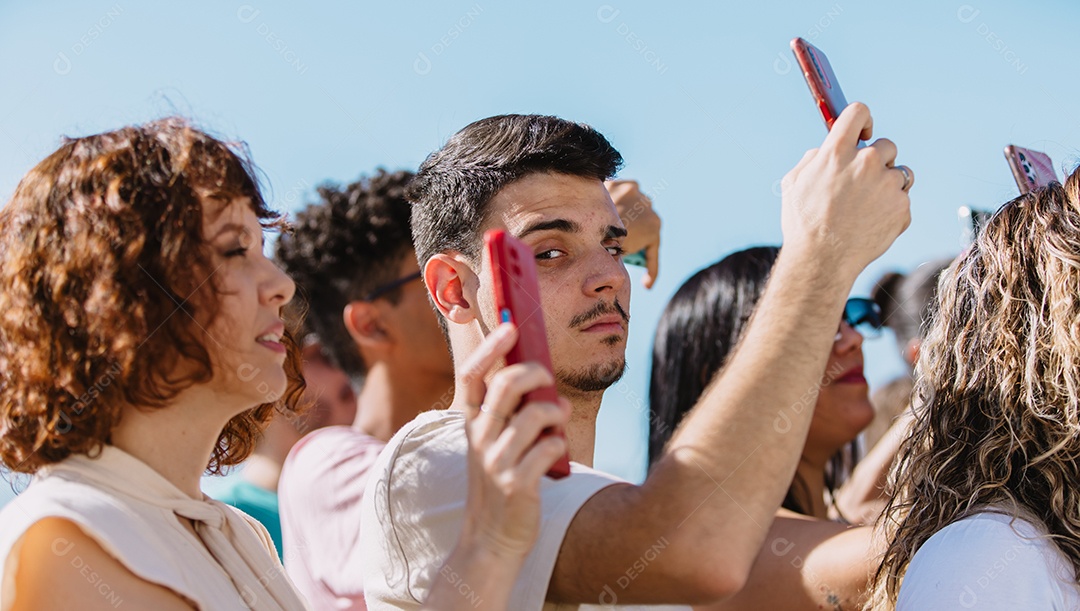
[407,114,623,270]
[275,169,414,380]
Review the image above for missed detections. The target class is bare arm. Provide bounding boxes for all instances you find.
[697,511,881,611]
[3,517,195,611]
[548,103,913,605]
[834,408,915,525]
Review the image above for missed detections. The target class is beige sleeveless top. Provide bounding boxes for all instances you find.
[0,445,309,610]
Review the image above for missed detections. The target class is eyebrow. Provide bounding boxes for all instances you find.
[605,225,628,240]
[518,218,580,238]
[517,218,627,241]
[212,223,264,247]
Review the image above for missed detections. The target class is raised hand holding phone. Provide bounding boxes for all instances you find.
[482,229,572,479]
[781,103,912,279]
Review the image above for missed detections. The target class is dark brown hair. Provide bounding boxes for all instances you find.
[274,169,415,381]
[0,117,305,475]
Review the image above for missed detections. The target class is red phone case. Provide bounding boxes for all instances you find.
[1004,145,1057,194]
[483,229,571,479]
[791,37,856,139]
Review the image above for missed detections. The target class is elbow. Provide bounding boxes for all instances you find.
[694,562,750,603]
[664,556,749,605]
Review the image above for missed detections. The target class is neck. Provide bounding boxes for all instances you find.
[242,453,283,492]
[354,360,454,441]
[792,452,829,519]
[561,389,603,467]
[109,388,236,499]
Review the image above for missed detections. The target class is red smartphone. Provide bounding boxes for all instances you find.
[1004,145,1057,194]
[483,229,571,479]
[790,37,864,146]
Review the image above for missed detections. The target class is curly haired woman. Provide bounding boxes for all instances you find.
[870,170,1080,609]
[0,119,568,611]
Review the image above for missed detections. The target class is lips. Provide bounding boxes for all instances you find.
[833,366,867,385]
[581,314,626,334]
[256,322,286,354]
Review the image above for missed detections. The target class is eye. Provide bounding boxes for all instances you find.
[536,249,566,261]
[606,244,626,257]
[224,246,248,258]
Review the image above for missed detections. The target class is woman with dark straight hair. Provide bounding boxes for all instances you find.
[650,246,877,518]
[649,246,885,609]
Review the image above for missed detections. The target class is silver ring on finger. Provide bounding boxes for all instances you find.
[896,165,913,192]
[480,404,507,423]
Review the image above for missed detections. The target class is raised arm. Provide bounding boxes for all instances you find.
[548,103,913,606]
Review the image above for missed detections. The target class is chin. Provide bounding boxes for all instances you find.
[557,357,627,394]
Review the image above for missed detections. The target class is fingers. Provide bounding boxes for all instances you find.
[459,323,518,412]
[486,398,569,474]
[470,362,555,447]
[643,244,659,289]
[780,101,912,279]
[782,148,819,190]
[895,165,915,192]
[866,138,898,168]
[823,102,872,155]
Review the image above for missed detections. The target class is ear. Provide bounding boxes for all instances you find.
[425,253,478,326]
[904,338,921,367]
[343,301,391,349]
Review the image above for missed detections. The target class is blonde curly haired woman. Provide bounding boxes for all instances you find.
[870,169,1080,609]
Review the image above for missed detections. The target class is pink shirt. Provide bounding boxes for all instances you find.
[279,426,385,610]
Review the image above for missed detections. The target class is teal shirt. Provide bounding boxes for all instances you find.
[213,479,282,560]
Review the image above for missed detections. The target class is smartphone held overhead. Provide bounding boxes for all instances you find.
[1004,145,1057,194]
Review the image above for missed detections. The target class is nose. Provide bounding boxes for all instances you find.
[834,320,864,355]
[583,245,629,298]
[263,257,296,308]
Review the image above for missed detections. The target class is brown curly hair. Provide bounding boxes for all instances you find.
[869,167,1080,608]
[0,117,305,475]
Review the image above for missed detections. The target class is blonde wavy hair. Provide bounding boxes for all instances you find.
[870,168,1080,608]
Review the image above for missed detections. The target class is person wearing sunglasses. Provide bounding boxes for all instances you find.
[648,246,885,610]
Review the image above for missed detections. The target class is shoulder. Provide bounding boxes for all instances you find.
[3,517,194,610]
[0,474,135,555]
[286,425,387,470]
[899,512,1079,610]
[360,410,469,607]
[280,426,386,502]
[375,410,469,492]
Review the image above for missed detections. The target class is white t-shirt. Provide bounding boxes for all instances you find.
[360,409,689,611]
[898,510,1080,610]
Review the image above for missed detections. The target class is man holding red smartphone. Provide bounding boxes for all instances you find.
[362,107,911,609]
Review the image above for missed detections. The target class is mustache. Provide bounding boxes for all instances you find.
[569,299,630,329]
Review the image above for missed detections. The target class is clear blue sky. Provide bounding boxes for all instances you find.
[2,1,1078,504]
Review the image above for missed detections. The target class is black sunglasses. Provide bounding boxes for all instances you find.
[843,297,883,338]
[363,271,423,301]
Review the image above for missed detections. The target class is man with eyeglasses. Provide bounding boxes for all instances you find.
[273,169,455,610]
